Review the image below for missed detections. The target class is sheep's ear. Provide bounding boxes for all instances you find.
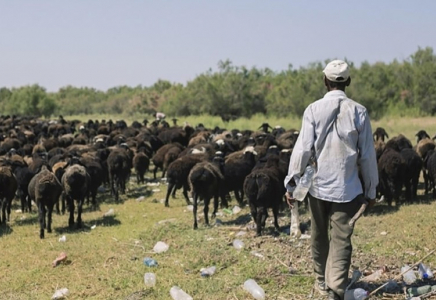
[385,133,389,139]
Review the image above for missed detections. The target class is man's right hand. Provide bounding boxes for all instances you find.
[285,191,296,209]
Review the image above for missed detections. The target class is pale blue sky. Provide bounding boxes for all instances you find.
[0,1,435,92]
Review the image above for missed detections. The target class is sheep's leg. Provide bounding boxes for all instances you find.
[26,194,32,213]
[234,189,244,206]
[255,207,264,236]
[1,199,5,224]
[249,202,257,222]
[272,205,280,232]
[6,196,12,222]
[165,182,175,207]
[68,196,75,228]
[153,166,158,180]
[219,190,229,208]
[204,197,210,226]
[212,194,219,218]
[77,199,83,228]
[38,202,45,239]
[61,193,66,214]
[423,169,429,195]
[193,192,198,229]
[182,183,190,205]
[47,203,54,233]
[162,168,166,179]
[91,189,99,211]
[20,192,26,213]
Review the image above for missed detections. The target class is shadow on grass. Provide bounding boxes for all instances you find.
[0,223,13,236]
[54,215,121,234]
[14,213,39,226]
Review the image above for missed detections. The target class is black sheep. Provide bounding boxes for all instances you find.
[28,165,62,238]
[164,153,208,207]
[133,147,150,184]
[62,159,90,228]
[244,155,283,236]
[0,166,18,224]
[189,156,224,229]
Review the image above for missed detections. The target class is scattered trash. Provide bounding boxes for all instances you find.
[144,272,156,287]
[146,182,160,187]
[222,208,232,215]
[232,206,241,214]
[143,257,158,267]
[136,196,145,202]
[233,239,244,250]
[401,264,417,284]
[52,252,68,268]
[299,234,311,240]
[214,219,223,227]
[418,263,434,279]
[153,241,169,253]
[407,285,432,297]
[361,268,384,282]
[344,288,368,300]
[186,205,194,212]
[346,270,362,291]
[169,286,193,300]
[152,189,161,193]
[236,231,246,237]
[380,231,388,236]
[103,208,115,217]
[200,266,216,277]
[52,288,69,299]
[382,280,398,293]
[243,279,265,300]
[15,209,22,213]
[58,235,67,243]
[157,218,177,225]
[250,251,264,259]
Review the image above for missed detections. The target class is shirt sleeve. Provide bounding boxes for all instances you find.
[284,106,315,191]
[357,111,379,199]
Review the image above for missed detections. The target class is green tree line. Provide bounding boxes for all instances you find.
[1,47,435,120]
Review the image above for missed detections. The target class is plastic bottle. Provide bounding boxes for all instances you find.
[144,272,156,287]
[143,257,158,267]
[153,241,169,253]
[344,288,368,300]
[243,279,265,300]
[407,285,431,297]
[233,239,244,250]
[401,265,417,284]
[52,288,69,299]
[58,235,67,242]
[200,266,216,277]
[293,164,315,201]
[418,263,434,279]
[104,208,114,217]
[169,286,193,300]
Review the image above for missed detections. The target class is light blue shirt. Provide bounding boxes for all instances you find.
[284,90,379,202]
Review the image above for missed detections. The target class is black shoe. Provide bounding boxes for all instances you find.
[327,290,341,300]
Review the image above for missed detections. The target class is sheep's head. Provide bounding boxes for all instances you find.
[243,146,257,156]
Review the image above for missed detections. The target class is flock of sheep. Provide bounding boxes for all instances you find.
[0,115,434,240]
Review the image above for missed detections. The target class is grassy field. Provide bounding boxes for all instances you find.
[1,115,436,299]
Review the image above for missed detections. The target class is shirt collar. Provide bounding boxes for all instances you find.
[325,90,347,97]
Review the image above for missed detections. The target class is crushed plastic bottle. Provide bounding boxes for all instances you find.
[103,208,115,217]
[170,286,193,300]
[233,239,244,250]
[144,272,156,287]
[408,285,431,297]
[292,164,315,201]
[52,288,69,299]
[418,263,434,279]
[143,257,158,267]
[58,235,67,243]
[153,241,169,253]
[243,279,265,300]
[200,266,216,277]
[232,206,241,214]
[344,288,368,300]
[361,268,383,282]
[401,265,417,285]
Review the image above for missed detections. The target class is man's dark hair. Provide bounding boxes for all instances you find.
[325,77,351,91]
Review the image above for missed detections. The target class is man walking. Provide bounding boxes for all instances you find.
[284,60,378,300]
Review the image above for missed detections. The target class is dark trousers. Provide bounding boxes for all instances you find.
[308,194,363,299]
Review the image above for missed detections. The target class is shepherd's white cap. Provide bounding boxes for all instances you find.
[323,60,350,82]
